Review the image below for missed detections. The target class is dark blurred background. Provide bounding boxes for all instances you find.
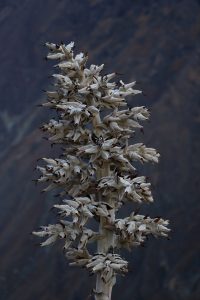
[0,0,199,299]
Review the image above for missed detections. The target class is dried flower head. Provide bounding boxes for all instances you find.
[33,41,170,300]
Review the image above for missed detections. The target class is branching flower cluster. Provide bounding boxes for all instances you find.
[33,41,170,300]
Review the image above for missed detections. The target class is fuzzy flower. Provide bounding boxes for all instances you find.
[113,214,170,250]
[98,175,153,203]
[33,41,170,300]
[86,253,128,282]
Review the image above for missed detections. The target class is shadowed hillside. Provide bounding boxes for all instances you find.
[0,1,199,299]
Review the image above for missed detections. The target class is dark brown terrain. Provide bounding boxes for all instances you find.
[0,0,199,299]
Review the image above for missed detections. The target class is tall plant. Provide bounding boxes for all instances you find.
[33,41,170,300]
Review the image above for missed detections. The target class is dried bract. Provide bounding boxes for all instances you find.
[33,41,170,300]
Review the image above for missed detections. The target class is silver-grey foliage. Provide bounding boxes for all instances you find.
[33,41,170,300]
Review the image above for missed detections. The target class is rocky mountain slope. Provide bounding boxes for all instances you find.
[0,0,199,299]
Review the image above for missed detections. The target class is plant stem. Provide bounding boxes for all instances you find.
[95,161,116,300]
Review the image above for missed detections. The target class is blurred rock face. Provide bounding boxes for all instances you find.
[0,1,199,300]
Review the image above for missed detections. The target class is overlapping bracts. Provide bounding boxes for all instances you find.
[33,42,170,299]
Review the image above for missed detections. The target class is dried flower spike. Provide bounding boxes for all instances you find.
[33,41,170,300]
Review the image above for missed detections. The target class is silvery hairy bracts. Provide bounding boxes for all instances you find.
[33,41,170,300]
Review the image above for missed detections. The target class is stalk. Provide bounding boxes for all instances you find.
[32,41,170,300]
[96,161,115,300]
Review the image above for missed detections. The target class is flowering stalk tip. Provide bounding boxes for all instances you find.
[33,41,170,300]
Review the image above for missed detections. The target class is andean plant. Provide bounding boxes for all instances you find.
[33,41,170,300]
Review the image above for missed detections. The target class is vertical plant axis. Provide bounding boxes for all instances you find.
[33,41,170,300]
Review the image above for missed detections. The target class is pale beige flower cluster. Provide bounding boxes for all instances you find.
[33,41,170,300]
